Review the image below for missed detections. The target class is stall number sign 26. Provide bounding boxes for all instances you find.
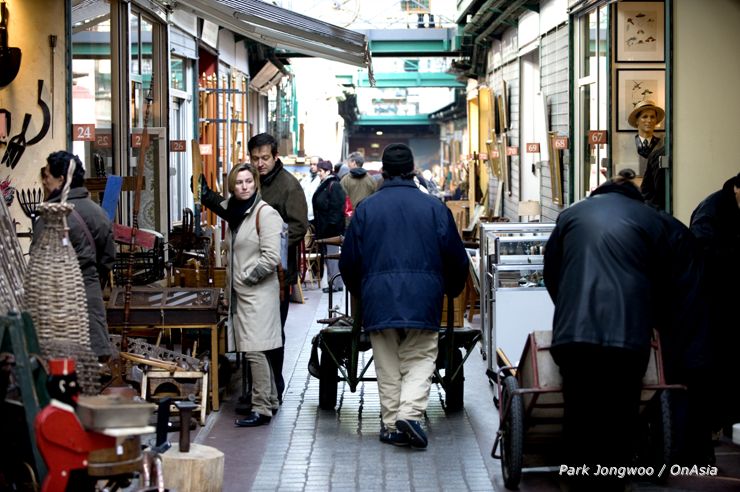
[73,124,96,141]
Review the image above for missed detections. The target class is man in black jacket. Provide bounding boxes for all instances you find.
[544,172,671,489]
[690,172,740,432]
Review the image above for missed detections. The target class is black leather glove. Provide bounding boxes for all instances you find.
[190,174,209,194]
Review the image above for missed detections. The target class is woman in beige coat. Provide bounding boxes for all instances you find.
[206,163,284,427]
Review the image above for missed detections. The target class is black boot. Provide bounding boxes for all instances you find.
[234,412,271,427]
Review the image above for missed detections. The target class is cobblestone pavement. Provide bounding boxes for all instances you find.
[196,288,740,492]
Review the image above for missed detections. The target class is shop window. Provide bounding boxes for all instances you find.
[574,5,609,198]
[71,2,113,176]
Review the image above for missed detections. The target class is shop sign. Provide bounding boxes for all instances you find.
[479,153,488,160]
[506,146,519,156]
[199,144,213,156]
[73,124,95,142]
[526,143,540,153]
[95,133,112,148]
[554,136,569,149]
[170,140,187,152]
[588,130,608,145]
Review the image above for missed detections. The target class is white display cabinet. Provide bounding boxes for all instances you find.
[479,223,555,382]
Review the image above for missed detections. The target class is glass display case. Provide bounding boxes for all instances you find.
[479,223,555,382]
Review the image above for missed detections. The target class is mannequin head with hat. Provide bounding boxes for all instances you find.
[381,143,415,179]
[628,100,665,141]
[47,358,81,406]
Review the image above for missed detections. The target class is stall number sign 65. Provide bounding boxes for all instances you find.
[73,124,96,141]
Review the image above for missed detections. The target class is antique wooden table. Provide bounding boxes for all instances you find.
[106,287,224,411]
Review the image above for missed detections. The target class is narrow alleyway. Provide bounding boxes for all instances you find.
[192,287,740,492]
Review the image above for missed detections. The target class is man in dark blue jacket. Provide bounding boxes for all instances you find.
[339,143,468,449]
[544,172,672,489]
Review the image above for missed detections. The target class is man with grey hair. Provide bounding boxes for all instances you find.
[340,151,376,218]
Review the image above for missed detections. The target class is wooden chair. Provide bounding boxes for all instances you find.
[301,226,321,290]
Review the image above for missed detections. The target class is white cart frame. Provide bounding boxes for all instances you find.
[479,223,555,383]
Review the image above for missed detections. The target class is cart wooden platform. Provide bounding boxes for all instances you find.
[309,284,481,412]
[492,330,683,489]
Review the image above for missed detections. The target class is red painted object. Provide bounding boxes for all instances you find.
[35,403,115,491]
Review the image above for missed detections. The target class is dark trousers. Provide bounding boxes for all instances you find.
[266,282,290,401]
[670,367,715,464]
[552,344,648,489]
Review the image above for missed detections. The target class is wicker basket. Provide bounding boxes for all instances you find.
[24,201,99,394]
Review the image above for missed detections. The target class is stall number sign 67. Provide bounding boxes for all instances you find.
[588,130,608,145]
[73,124,96,141]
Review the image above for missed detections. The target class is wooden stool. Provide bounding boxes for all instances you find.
[161,443,224,492]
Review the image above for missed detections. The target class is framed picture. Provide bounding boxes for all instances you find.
[616,1,665,62]
[616,69,665,131]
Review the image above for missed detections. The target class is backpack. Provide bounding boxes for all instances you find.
[255,203,288,301]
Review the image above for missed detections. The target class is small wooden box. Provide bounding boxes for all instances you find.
[441,286,466,328]
[171,267,226,289]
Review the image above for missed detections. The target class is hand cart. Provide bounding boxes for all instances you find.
[492,330,683,490]
[308,238,481,412]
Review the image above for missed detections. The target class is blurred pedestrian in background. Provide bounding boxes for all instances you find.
[312,160,346,293]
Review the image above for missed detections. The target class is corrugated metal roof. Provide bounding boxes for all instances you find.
[175,0,370,68]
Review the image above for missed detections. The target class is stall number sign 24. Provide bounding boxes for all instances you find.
[73,124,95,141]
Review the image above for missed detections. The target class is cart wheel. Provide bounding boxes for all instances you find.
[648,390,673,477]
[444,348,464,412]
[500,375,524,490]
[318,349,338,410]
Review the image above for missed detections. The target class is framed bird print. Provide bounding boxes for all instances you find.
[616,69,665,131]
[616,1,665,63]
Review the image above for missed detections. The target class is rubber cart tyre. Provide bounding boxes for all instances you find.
[648,390,673,482]
[318,349,338,410]
[501,375,524,490]
[444,348,465,412]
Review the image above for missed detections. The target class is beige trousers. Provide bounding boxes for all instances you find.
[370,329,438,431]
[245,351,278,417]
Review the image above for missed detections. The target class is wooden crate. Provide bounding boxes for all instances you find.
[441,284,466,328]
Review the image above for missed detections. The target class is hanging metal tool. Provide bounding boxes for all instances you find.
[2,113,31,169]
[0,1,21,88]
[27,80,50,145]
[49,35,56,138]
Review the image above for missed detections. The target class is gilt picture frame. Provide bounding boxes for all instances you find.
[616,1,665,63]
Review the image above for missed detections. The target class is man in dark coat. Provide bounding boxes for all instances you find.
[36,151,115,360]
[656,209,713,464]
[543,172,671,488]
[312,160,346,293]
[339,143,468,449]
[690,172,740,431]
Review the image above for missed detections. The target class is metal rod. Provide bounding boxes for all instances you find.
[49,35,56,139]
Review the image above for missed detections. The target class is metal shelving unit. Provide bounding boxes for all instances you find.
[479,223,556,382]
